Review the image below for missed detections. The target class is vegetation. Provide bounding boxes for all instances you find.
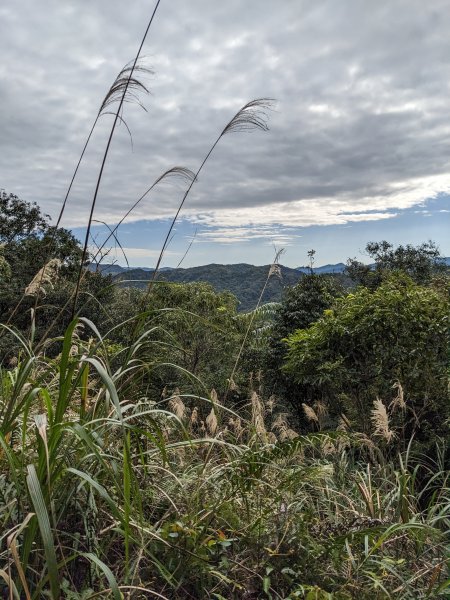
[114,263,304,312]
[0,6,449,598]
[284,273,449,449]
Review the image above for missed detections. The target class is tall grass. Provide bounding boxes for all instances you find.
[0,318,448,598]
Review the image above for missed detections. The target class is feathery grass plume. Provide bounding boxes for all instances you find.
[313,400,328,421]
[99,61,153,115]
[265,395,276,413]
[268,262,282,279]
[205,408,218,436]
[25,259,62,297]
[221,98,275,135]
[190,406,198,427]
[168,390,186,420]
[141,98,275,312]
[72,1,162,317]
[321,438,336,456]
[229,416,244,441]
[302,402,319,424]
[267,431,278,444]
[390,381,406,412]
[371,398,396,443]
[251,391,267,440]
[210,388,219,405]
[272,412,290,441]
[91,166,196,265]
[272,413,298,442]
[228,377,238,392]
[25,59,152,330]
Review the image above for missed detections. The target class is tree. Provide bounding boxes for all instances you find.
[0,190,48,244]
[346,240,445,289]
[260,274,344,408]
[0,191,114,357]
[284,273,449,447]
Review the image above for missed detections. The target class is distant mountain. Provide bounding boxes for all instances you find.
[90,258,450,311]
[87,264,172,275]
[297,262,347,274]
[114,263,304,312]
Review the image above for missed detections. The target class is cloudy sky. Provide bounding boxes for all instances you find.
[1,0,450,268]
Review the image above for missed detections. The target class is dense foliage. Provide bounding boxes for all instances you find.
[346,240,445,289]
[284,274,449,451]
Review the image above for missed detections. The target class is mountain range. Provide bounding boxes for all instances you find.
[89,258,450,311]
[89,262,346,311]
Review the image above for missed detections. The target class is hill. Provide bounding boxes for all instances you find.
[112,263,304,311]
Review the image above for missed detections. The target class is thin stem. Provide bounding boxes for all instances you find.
[72,0,162,318]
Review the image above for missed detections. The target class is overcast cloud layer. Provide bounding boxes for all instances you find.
[1,0,450,260]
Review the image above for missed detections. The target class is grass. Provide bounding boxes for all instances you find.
[0,318,448,598]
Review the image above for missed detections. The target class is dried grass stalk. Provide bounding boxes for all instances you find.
[206,408,218,435]
[390,381,406,412]
[371,398,396,443]
[302,403,319,424]
[25,259,62,297]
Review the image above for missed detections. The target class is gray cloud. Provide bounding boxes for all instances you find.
[2,0,450,233]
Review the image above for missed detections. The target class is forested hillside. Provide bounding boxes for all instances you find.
[113,263,304,311]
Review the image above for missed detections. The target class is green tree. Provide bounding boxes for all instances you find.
[260,274,344,408]
[346,240,445,289]
[0,191,114,356]
[284,273,449,447]
[0,190,48,244]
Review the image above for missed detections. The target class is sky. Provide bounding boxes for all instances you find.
[1,0,450,268]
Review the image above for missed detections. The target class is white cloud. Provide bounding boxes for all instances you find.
[89,245,179,263]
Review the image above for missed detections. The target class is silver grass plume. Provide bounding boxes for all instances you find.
[221,98,275,135]
[72,0,162,317]
[92,166,196,264]
[141,98,276,311]
[371,398,396,443]
[272,412,298,441]
[25,259,62,297]
[99,61,153,116]
[251,391,267,440]
[168,389,186,420]
[302,403,319,424]
[206,408,218,436]
[390,381,406,412]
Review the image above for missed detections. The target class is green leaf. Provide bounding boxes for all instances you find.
[26,465,60,599]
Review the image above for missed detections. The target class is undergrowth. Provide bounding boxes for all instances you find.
[0,320,448,598]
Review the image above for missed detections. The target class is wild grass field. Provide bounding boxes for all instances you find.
[0,3,449,599]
